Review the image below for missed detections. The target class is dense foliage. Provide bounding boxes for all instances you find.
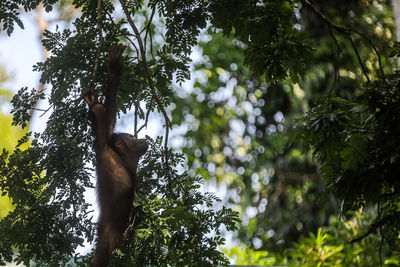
[0,66,26,220]
[1,0,400,266]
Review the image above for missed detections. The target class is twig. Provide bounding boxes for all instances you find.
[350,213,397,244]
[106,11,141,55]
[136,96,153,136]
[350,227,374,244]
[328,62,339,97]
[327,21,342,54]
[29,3,50,120]
[134,82,145,136]
[354,30,386,82]
[140,7,156,35]
[90,0,104,83]
[349,36,370,83]
[83,0,104,105]
[126,35,140,56]
[149,22,155,59]
[143,7,156,57]
[326,23,341,96]
[39,105,53,117]
[72,130,82,142]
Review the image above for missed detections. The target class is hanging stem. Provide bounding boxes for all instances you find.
[91,0,104,81]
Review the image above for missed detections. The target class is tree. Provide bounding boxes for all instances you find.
[0,1,238,266]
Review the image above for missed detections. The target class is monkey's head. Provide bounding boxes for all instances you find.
[110,133,148,159]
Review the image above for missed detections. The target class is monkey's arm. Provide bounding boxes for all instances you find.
[82,83,108,151]
[105,44,126,139]
[92,104,108,151]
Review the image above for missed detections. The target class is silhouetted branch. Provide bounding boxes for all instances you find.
[301,0,386,84]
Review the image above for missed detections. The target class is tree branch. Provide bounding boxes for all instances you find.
[28,3,50,120]
[136,96,153,137]
[349,35,370,83]
[301,0,386,84]
[134,82,145,136]
[120,0,171,167]
[143,7,156,59]
[350,213,398,244]
[90,0,104,82]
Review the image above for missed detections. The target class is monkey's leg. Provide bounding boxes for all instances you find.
[92,223,123,267]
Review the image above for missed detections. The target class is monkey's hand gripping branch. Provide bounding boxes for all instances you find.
[83,82,98,107]
[83,44,125,108]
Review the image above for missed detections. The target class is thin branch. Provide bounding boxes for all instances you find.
[30,108,47,112]
[349,36,370,83]
[327,62,339,97]
[327,20,342,54]
[140,7,156,34]
[105,11,140,54]
[136,96,153,136]
[134,82,145,136]
[326,23,341,96]
[28,3,50,120]
[350,227,375,244]
[72,128,84,142]
[126,35,140,56]
[39,105,53,117]
[120,0,171,167]
[354,30,386,81]
[301,0,380,84]
[149,23,155,59]
[90,0,104,83]
[350,213,398,244]
[143,7,156,54]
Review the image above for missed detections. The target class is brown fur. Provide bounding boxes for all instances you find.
[84,45,148,267]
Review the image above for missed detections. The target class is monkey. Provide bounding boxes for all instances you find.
[84,44,148,267]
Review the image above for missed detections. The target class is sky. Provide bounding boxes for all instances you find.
[0,16,42,109]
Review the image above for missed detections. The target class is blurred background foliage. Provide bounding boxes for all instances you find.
[171,0,400,264]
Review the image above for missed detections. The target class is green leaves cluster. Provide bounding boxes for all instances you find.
[228,211,400,266]
[297,71,400,249]
[285,211,400,266]
[209,0,312,82]
[0,131,95,266]
[0,0,57,35]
